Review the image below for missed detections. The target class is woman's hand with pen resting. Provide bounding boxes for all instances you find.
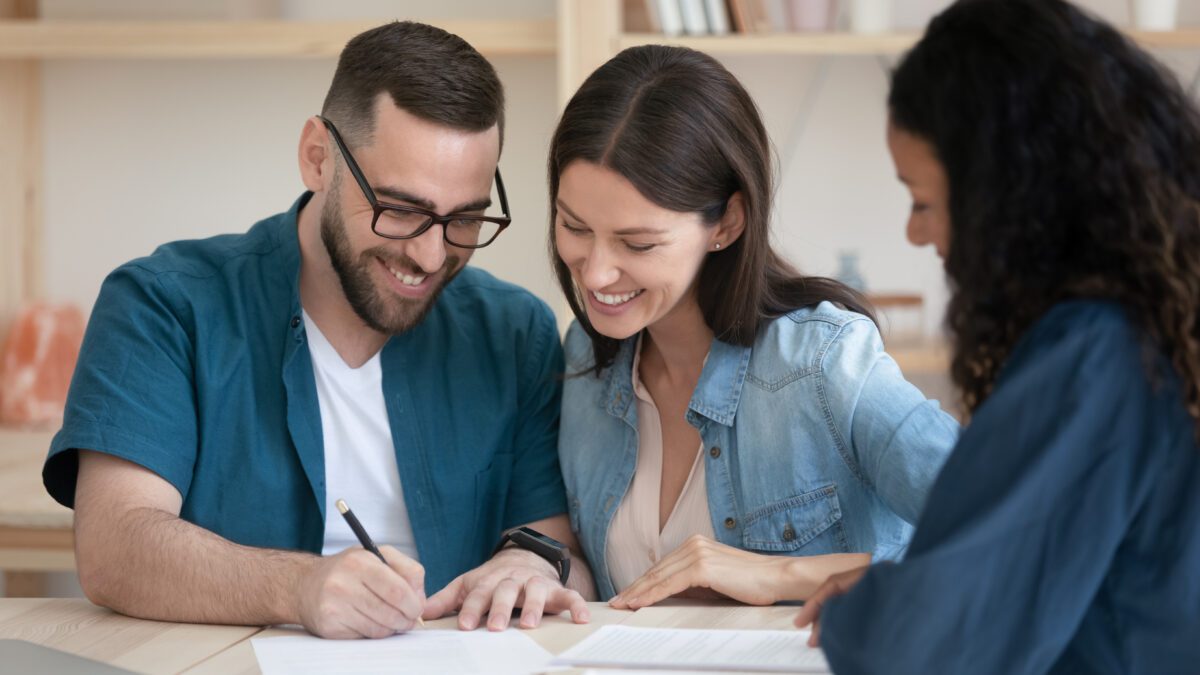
[609,535,871,610]
[295,545,426,639]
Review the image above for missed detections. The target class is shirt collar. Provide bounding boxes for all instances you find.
[274,192,312,330]
[688,338,751,427]
[603,330,751,428]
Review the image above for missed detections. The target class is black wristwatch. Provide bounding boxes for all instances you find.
[492,526,571,586]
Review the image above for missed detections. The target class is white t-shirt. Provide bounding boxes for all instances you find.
[304,312,419,560]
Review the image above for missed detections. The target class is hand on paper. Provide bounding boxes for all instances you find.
[422,547,590,631]
[793,563,870,646]
[609,535,871,610]
[296,545,426,639]
[609,535,795,609]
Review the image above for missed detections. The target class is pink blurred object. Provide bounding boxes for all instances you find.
[788,0,836,31]
[0,303,85,429]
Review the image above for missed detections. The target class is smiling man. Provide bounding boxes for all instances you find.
[42,21,592,639]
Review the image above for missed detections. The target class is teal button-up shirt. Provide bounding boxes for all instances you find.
[44,194,568,593]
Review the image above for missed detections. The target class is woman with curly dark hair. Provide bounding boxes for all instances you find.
[795,0,1200,672]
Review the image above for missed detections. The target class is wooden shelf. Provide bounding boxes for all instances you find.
[619,28,1200,56]
[0,19,557,59]
[619,31,918,55]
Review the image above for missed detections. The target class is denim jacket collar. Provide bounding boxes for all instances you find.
[689,338,752,427]
[602,332,752,428]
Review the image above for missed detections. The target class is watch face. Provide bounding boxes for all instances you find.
[516,527,565,549]
[511,527,568,562]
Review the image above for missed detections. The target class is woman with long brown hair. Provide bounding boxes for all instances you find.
[550,45,959,606]
[796,1,1200,672]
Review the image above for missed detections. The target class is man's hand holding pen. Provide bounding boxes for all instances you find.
[292,499,425,639]
[295,544,426,639]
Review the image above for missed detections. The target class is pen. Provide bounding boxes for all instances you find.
[336,498,425,628]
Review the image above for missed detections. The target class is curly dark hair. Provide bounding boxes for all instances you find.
[889,0,1200,433]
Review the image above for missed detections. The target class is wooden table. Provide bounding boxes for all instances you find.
[0,429,73,597]
[0,598,805,674]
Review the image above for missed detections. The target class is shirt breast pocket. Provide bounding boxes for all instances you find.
[741,484,848,554]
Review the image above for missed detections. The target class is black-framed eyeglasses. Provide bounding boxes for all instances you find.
[318,115,511,249]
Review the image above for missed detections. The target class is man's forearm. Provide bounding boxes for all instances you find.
[77,506,317,626]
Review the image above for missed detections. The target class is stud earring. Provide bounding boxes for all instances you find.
[713,243,722,250]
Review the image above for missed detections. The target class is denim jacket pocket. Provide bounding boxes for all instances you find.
[741,484,846,553]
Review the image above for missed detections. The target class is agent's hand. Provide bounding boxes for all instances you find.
[296,545,425,639]
[793,564,870,646]
[423,547,589,631]
[609,535,797,609]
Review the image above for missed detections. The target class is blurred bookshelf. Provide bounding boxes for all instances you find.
[0,19,556,58]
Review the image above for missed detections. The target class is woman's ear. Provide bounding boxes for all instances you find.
[711,192,748,250]
[298,116,332,193]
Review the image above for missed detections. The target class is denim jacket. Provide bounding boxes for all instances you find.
[559,302,961,600]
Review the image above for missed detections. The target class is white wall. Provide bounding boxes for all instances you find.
[36,0,1200,340]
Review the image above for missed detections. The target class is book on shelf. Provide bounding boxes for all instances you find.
[626,0,800,36]
[704,0,732,34]
[728,0,776,33]
[655,0,686,36]
[679,0,710,35]
[624,0,661,32]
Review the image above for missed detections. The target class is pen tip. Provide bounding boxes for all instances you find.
[336,499,349,514]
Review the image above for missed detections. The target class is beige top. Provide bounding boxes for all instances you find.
[606,337,716,593]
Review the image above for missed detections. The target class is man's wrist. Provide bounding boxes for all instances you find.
[281,553,321,624]
[493,545,560,583]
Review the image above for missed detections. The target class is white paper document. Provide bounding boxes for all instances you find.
[553,625,831,673]
[251,629,553,675]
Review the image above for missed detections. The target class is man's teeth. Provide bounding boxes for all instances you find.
[592,289,643,306]
[387,265,426,287]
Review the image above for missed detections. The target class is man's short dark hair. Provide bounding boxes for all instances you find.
[321,21,505,149]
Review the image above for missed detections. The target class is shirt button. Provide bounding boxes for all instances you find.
[782,525,796,541]
[290,316,301,328]
[709,446,721,459]
[724,517,736,529]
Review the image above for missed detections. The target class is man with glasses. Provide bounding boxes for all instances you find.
[43,21,593,639]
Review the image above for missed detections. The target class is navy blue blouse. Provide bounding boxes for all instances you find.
[820,301,1200,674]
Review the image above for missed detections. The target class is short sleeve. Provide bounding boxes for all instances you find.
[819,317,960,524]
[43,265,198,508]
[500,299,568,528]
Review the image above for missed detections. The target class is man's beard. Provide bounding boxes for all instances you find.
[319,191,462,335]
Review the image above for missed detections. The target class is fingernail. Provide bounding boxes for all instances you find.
[461,618,476,630]
[580,609,591,622]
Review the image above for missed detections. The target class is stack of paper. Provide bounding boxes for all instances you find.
[251,630,553,675]
[553,625,831,673]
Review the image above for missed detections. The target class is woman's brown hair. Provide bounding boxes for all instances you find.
[549,45,873,373]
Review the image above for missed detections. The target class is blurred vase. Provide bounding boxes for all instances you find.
[787,0,835,32]
[849,0,892,33]
[836,251,867,292]
[1131,0,1178,30]
[0,303,85,429]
